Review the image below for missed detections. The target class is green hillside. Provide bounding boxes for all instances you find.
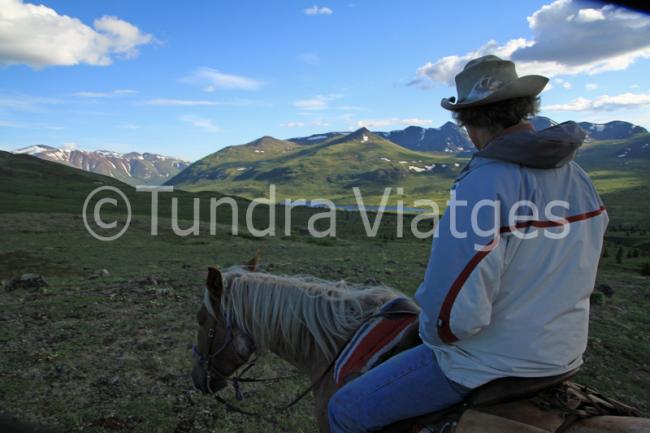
[0,151,250,227]
[574,133,650,226]
[1,151,133,215]
[167,128,467,205]
[0,151,424,240]
[168,127,650,212]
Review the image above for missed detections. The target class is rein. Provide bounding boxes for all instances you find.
[192,317,299,397]
[206,308,419,420]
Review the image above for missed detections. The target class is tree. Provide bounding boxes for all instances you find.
[602,247,609,258]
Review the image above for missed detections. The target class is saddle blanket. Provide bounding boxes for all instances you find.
[334,297,418,388]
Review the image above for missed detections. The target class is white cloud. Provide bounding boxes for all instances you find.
[144,98,217,106]
[311,119,330,127]
[573,8,605,23]
[142,97,270,108]
[74,89,137,98]
[545,92,650,112]
[182,67,265,92]
[545,97,592,112]
[411,0,650,88]
[0,0,154,68]
[293,94,342,110]
[281,121,305,128]
[356,118,433,129]
[0,92,61,112]
[410,38,532,87]
[585,83,599,91]
[61,142,77,150]
[179,115,220,132]
[554,78,572,89]
[304,5,333,15]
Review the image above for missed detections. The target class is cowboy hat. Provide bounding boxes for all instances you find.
[441,55,549,111]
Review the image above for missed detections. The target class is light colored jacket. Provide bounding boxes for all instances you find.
[415,122,608,389]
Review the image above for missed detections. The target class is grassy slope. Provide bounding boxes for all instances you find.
[1,149,649,432]
[575,133,650,226]
[168,131,466,206]
[169,130,650,210]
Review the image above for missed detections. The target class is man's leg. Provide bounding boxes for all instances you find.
[328,344,470,433]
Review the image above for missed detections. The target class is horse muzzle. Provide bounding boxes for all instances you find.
[192,362,227,394]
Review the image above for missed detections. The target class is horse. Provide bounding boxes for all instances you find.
[191,254,650,433]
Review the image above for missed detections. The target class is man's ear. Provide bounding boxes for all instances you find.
[206,267,224,299]
[246,250,260,272]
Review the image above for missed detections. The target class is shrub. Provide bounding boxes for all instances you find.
[590,292,605,306]
[640,263,650,277]
[616,247,624,264]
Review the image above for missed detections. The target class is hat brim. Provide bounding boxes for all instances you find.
[441,75,549,111]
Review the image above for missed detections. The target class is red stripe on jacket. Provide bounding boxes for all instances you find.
[437,206,606,344]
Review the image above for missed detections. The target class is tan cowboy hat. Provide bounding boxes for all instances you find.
[441,55,549,111]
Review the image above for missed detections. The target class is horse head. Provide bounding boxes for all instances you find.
[191,252,260,394]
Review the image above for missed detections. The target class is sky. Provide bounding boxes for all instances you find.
[1,0,649,161]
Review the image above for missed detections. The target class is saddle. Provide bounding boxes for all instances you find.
[379,363,639,433]
[396,370,580,433]
[336,300,640,433]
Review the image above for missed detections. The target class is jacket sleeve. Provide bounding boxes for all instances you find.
[415,163,510,344]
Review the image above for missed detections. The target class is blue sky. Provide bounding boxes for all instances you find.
[1,0,649,161]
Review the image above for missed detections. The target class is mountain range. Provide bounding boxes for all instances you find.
[11,117,648,197]
[289,116,646,153]
[166,128,466,204]
[287,122,471,153]
[12,145,189,186]
[166,117,649,204]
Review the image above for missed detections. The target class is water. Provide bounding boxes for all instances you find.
[302,201,432,214]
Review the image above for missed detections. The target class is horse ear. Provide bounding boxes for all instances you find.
[206,267,224,299]
[246,250,260,272]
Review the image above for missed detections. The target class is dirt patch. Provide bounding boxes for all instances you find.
[0,250,80,281]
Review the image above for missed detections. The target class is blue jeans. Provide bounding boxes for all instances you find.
[328,344,471,433]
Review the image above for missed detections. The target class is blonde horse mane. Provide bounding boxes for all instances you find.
[220,267,401,362]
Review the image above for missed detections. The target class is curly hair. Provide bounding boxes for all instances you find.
[452,96,540,130]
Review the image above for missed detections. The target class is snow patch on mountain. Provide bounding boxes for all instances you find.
[14,145,56,155]
[12,145,189,186]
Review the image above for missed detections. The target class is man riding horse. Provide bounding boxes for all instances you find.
[327,55,609,433]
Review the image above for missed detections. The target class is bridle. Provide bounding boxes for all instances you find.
[192,288,259,398]
[191,286,328,421]
[193,287,418,421]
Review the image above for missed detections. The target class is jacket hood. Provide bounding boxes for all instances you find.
[476,121,585,169]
